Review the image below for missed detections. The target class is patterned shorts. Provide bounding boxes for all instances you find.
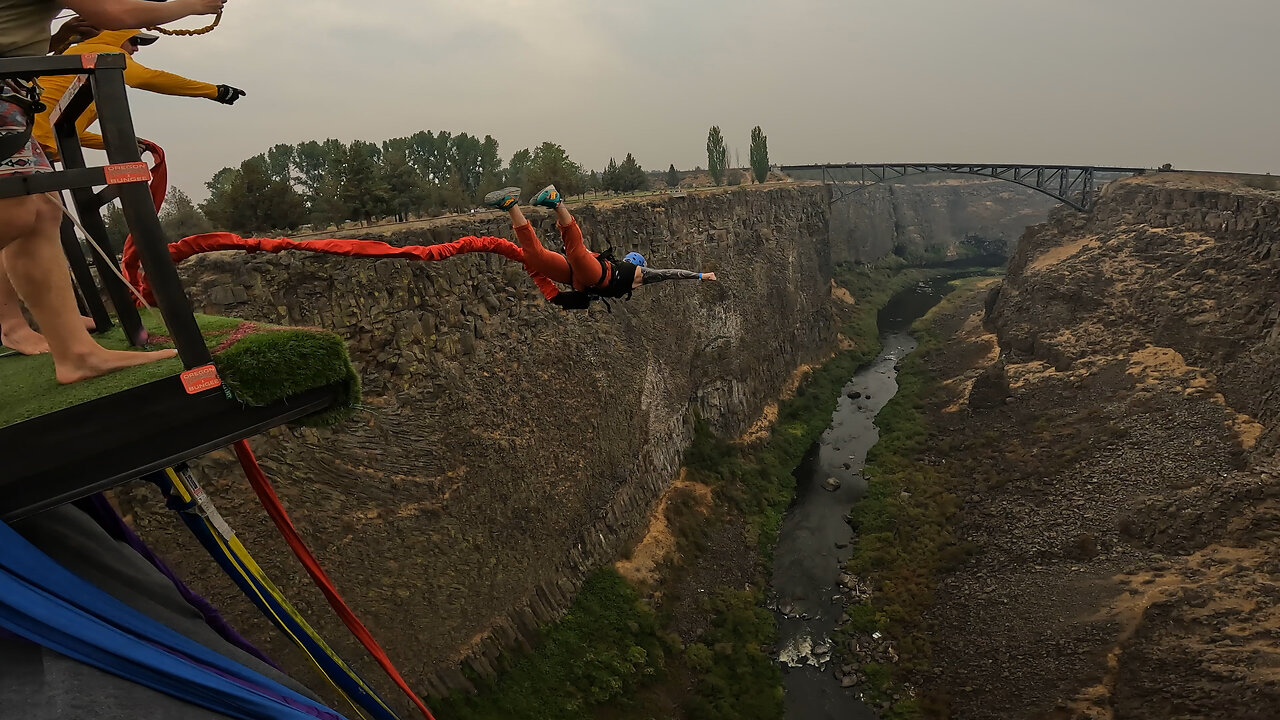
[0,80,52,177]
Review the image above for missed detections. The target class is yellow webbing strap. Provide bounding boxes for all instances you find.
[164,466,396,720]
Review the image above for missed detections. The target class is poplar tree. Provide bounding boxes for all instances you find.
[749,126,769,183]
[706,126,727,185]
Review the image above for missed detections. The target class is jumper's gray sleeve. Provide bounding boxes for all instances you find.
[640,267,703,285]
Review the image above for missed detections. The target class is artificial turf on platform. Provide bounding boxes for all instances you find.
[0,310,359,430]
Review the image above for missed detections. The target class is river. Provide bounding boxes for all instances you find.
[769,274,963,719]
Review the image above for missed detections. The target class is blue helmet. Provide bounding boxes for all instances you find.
[624,251,646,267]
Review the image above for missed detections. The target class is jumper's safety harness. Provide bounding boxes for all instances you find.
[553,247,637,312]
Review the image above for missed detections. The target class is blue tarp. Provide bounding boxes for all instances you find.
[0,507,348,720]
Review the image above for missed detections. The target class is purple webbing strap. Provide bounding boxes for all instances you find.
[77,494,281,670]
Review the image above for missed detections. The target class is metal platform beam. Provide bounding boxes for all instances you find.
[0,380,340,521]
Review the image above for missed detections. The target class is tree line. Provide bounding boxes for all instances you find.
[105,125,774,239]
[190,131,665,234]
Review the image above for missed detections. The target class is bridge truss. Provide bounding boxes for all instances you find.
[780,163,1149,211]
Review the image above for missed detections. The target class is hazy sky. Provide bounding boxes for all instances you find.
[97,0,1279,199]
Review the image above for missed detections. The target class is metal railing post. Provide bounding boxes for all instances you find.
[91,66,211,368]
[53,83,147,345]
[57,204,112,332]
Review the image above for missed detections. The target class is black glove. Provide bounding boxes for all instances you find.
[213,85,246,105]
[550,291,592,310]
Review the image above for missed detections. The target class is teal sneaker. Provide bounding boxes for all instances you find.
[484,187,522,210]
[530,184,563,209]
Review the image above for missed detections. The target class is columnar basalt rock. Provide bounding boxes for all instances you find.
[123,186,837,695]
[828,178,1056,263]
[993,175,1280,444]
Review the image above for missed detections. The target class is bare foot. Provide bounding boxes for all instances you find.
[1,325,50,355]
[0,317,95,354]
[55,347,178,385]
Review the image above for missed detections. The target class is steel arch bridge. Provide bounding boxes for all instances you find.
[779,163,1149,211]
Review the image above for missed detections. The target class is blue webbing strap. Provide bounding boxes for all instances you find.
[0,519,348,720]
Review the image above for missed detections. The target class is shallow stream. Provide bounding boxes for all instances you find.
[769,275,962,719]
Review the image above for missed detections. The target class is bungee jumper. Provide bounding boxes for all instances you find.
[118,168,713,315]
[485,184,717,309]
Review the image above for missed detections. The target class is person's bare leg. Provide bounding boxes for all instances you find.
[0,194,175,383]
[554,206,574,226]
[508,205,529,228]
[0,229,97,354]
[0,254,48,354]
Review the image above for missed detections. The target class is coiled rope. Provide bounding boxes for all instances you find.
[148,10,222,37]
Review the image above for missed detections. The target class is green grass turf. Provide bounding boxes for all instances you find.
[216,328,361,429]
[0,310,359,430]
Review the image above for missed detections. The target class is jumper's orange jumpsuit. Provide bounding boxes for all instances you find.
[513,220,610,291]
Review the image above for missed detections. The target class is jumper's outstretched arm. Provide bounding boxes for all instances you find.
[639,267,716,285]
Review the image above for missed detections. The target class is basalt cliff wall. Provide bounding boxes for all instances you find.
[821,177,1055,263]
[121,186,838,696]
[994,174,1280,443]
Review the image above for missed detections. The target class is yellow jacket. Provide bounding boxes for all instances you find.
[35,30,218,160]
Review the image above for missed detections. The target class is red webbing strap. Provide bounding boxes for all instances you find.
[120,142,560,306]
[118,139,168,301]
[163,231,560,304]
[233,440,437,720]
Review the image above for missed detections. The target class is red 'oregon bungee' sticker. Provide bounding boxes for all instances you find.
[103,162,152,184]
[181,365,222,394]
[81,53,98,69]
